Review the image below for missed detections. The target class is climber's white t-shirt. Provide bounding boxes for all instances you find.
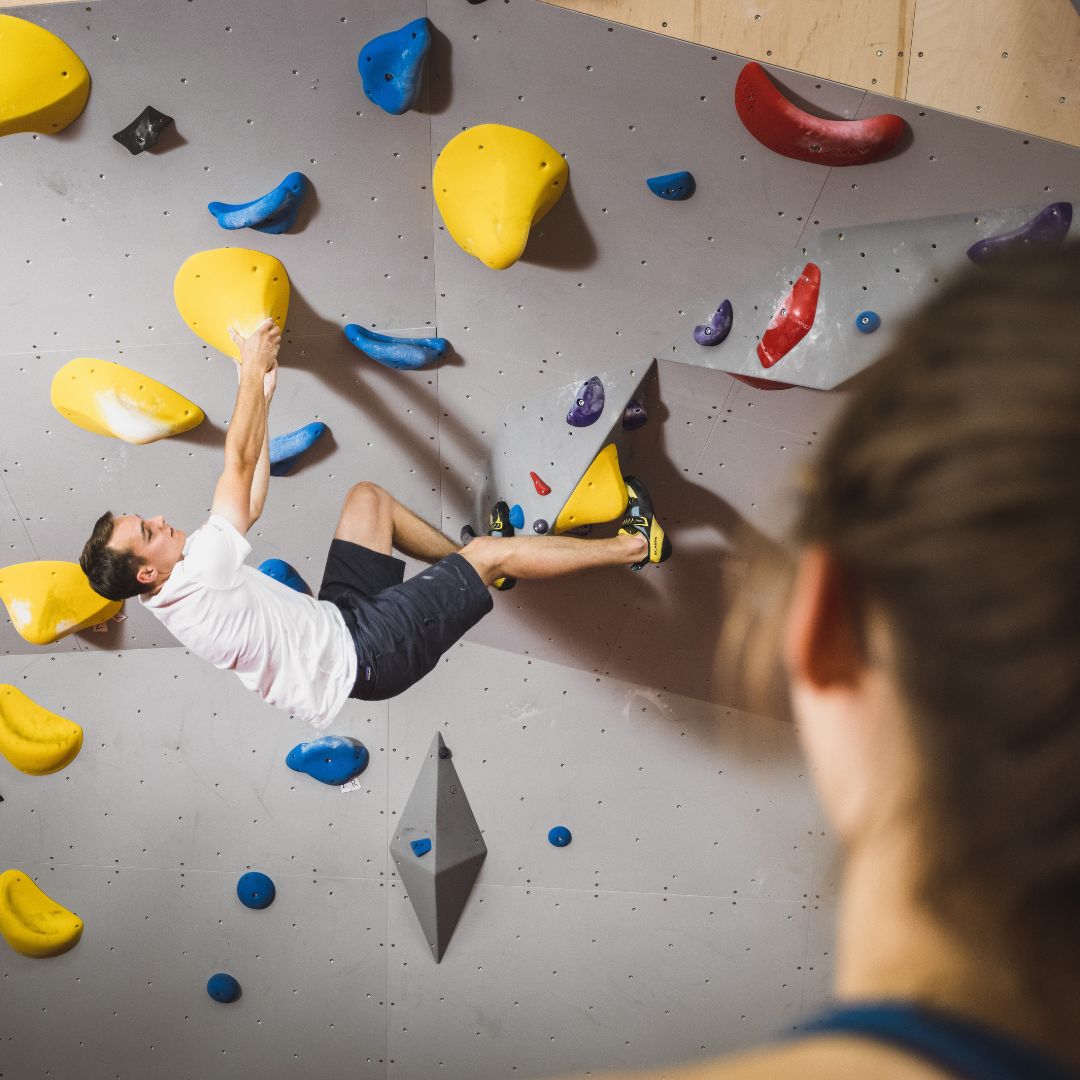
[139,515,356,728]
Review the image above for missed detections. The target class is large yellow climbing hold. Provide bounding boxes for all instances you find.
[554,444,628,533]
[0,561,121,646]
[0,870,83,958]
[433,123,568,270]
[0,15,91,138]
[174,248,290,361]
[51,357,204,444]
[0,685,82,775]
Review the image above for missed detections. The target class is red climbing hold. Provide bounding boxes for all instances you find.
[757,263,821,369]
[530,471,551,496]
[731,374,795,391]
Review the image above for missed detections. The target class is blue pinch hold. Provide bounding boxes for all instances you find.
[410,837,432,858]
[646,170,696,201]
[548,825,572,848]
[207,972,242,1003]
[270,421,328,476]
[344,323,449,371]
[286,736,370,785]
[208,172,309,234]
[358,16,432,116]
[694,299,733,346]
[237,871,276,910]
[566,376,605,427]
[509,504,525,530]
[258,558,312,595]
[855,310,881,334]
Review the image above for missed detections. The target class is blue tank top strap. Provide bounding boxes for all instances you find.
[799,1002,1079,1080]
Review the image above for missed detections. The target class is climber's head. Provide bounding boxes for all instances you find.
[80,512,186,600]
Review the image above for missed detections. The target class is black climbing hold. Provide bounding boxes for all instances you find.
[112,106,174,155]
[438,745,452,760]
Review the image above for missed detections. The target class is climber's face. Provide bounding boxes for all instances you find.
[110,514,186,589]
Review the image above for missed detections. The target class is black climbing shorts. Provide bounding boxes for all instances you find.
[318,540,494,701]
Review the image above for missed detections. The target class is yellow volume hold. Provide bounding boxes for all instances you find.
[174,248,290,361]
[0,870,83,958]
[0,14,91,138]
[0,685,82,775]
[0,561,121,646]
[554,444,629,533]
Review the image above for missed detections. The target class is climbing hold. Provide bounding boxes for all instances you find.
[566,376,605,428]
[174,248,289,361]
[206,973,241,1003]
[208,172,309,234]
[757,263,821,369]
[735,61,907,167]
[0,561,121,646]
[269,421,327,476]
[646,170,696,200]
[51,357,204,445]
[0,15,91,138]
[0,685,82,776]
[343,324,448,371]
[236,871,276,910]
[694,299,734,346]
[438,745,452,760]
[967,202,1073,265]
[554,444,628,534]
[732,374,795,391]
[855,310,881,334]
[509,504,525,530]
[286,736,369,785]
[410,837,432,858]
[433,123,569,270]
[358,16,431,116]
[622,398,648,431]
[530,471,551,496]
[112,106,173,155]
[0,870,83,958]
[533,519,549,534]
[548,826,572,848]
[257,559,311,596]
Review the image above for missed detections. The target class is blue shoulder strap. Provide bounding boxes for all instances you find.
[800,1002,1078,1080]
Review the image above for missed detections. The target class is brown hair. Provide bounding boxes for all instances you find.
[80,511,154,601]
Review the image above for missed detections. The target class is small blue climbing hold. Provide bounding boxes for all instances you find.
[207,973,241,1003]
[566,376,605,427]
[694,299,733,346]
[237,871,276,910]
[855,310,881,334]
[533,519,549,534]
[270,421,328,477]
[344,323,449,371]
[358,16,432,116]
[548,826,572,847]
[509,504,525,530]
[286,736,370,785]
[646,170,696,201]
[258,558,312,595]
[622,398,648,431]
[410,837,432,858]
[208,172,309,234]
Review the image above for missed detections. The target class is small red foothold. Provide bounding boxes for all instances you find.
[757,262,821,369]
[530,471,551,496]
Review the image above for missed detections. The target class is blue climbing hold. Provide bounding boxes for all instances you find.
[286,736,370,785]
[236,871,276,910]
[358,16,432,116]
[410,837,432,858]
[344,323,449,371]
[855,310,881,334]
[258,558,312,595]
[622,398,648,431]
[566,376,605,427]
[548,826,572,847]
[207,172,309,234]
[207,972,241,1003]
[533,519,549,534]
[694,299,733,346]
[646,170,696,201]
[509,504,525,530]
[269,421,328,476]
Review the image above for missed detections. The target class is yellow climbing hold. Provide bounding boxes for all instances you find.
[554,444,628,533]
[0,561,121,646]
[174,248,290,361]
[0,14,91,138]
[51,357,204,444]
[0,869,83,958]
[0,685,82,775]
[433,123,568,270]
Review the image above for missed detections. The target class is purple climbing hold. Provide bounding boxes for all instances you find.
[694,299,733,346]
[566,376,605,428]
[622,398,647,431]
[967,202,1072,265]
[533,519,549,534]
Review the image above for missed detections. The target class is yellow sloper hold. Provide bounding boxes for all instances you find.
[0,14,91,138]
[433,123,569,270]
[0,561,121,646]
[0,870,83,958]
[0,685,82,775]
[51,357,204,444]
[174,248,290,361]
[554,444,628,533]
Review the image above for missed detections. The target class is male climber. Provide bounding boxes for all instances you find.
[79,319,671,727]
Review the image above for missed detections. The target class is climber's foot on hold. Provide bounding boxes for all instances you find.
[487,500,516,591]
[619,476,672,570]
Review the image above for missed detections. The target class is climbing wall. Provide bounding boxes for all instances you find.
[1,0,1078,1078]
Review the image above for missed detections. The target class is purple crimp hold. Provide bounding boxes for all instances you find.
[566,376,605,427]
[622,398,648,431]
[967,202,1072,265]
[694,299,733,346]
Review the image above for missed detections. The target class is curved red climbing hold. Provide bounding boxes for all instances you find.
[530,471,551,496]
[734,61,907,167]
[757,263,821,369]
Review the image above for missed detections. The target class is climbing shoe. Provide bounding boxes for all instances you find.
[487,500,516,591]
[619,475,672,570]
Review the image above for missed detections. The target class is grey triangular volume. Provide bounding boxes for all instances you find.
[390,732,487,962]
